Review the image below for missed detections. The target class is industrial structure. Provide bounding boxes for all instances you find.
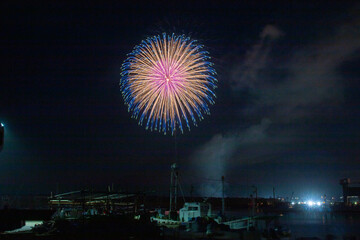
[340,178,360,206]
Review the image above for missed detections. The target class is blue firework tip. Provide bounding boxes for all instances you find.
[120,33,217,134]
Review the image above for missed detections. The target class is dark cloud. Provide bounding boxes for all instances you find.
[1,1,360,198]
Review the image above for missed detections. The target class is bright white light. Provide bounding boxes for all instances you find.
[298,202,301,204]
[291,202,295,205]
[0,123,3,127]
[316,201,321,206]
[308,201,314,206]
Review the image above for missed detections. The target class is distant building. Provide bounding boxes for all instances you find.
[340,178,360,206]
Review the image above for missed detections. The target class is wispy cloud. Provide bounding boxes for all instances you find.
[231,25,284,90]
[257,19,360,121]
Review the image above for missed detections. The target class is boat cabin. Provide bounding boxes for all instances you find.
[179,202,212,222]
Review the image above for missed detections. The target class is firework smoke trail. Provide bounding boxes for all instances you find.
[120,33,217,134]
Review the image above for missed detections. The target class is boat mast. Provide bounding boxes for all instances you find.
[169,163,178,213]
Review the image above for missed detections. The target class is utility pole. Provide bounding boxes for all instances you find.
[273,187,276,207]
[251,194,255,217]
[252,185,257,215]
[190,184,194,201]
[222,176,225,216]
[0,123,4,152]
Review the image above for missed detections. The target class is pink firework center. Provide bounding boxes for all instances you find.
[120,33,217,134]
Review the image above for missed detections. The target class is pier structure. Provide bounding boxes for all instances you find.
[49,190,144,216]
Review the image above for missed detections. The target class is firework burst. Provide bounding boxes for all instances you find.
[120,33,217,134]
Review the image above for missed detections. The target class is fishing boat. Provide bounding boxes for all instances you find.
[151,163,282,235]
[150,201,213,227]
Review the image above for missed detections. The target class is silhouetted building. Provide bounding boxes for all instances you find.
[340,178,360,206]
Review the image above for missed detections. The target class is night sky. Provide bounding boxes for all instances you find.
[1,1,360,199]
